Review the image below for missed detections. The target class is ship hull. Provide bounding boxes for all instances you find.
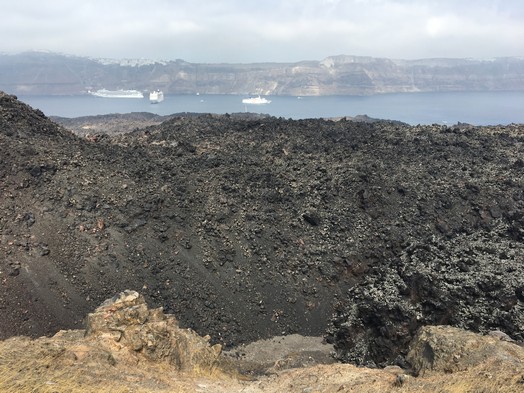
[89,89,144,98]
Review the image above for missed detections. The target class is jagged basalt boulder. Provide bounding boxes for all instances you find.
[328,224,524,367]
[85,290,222,372]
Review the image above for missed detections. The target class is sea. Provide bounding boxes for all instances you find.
[17,91,524,126]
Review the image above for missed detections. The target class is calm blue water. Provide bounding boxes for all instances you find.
[18,91,524,126]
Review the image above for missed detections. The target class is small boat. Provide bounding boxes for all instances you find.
[89,89,144,98]
[149,90,164,104]
[242,95,271,105]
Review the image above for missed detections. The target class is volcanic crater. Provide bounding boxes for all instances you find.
[1,91,523,368]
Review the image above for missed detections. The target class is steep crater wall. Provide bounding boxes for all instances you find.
[1,91,523,366]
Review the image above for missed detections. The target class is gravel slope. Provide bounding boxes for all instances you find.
[1,91,523,366]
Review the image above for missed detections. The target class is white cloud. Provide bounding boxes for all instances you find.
[0,0,522,62]
[426,16,451,37]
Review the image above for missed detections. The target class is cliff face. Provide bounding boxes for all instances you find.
[1,52,523,96]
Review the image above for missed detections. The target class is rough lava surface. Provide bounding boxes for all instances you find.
[1,91,523,367]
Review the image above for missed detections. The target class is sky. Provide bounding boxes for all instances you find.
[1,0,523,63]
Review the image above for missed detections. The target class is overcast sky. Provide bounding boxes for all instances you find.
[1,0,523,63]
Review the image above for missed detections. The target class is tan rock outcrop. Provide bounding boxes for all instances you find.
[407,325,524,375]
[84,290,222,372]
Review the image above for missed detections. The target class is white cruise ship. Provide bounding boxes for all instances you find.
[149,90,164,103]
[242,96,271,104]
[89,89,144,98]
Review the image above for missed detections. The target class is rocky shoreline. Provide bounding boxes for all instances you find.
[1,91,524,376]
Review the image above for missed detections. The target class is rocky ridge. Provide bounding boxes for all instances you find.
[1,91,524,370]
[1,291,524,392]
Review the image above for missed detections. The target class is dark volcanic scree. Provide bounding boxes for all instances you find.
[1,91,523,367]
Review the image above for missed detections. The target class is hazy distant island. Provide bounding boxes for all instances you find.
[1,51,523,96]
